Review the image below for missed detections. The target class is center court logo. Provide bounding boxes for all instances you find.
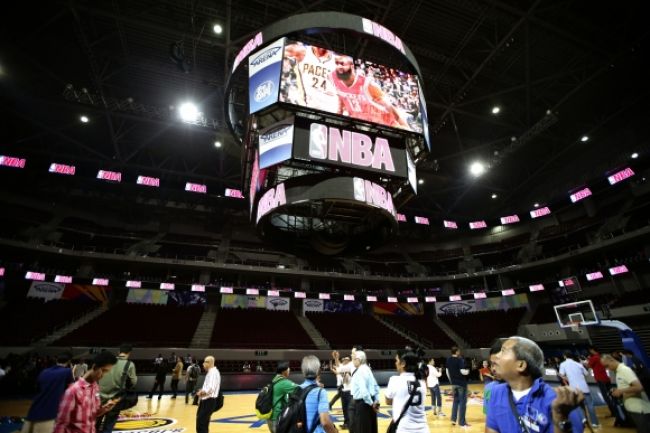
[114,417,182,432]
[254,81,274,102]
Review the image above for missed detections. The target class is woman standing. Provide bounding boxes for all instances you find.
[384,350,429,433]
[426,358,444,417]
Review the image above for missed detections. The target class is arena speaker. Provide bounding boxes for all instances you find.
[224,12,430,254]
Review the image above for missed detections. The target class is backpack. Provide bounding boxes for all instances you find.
[255,378,278,420]
[277,384,321,433]
[188,365,199,380]
[114,361,138,411]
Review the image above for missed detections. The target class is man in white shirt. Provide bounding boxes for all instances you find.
[196,356,221,433]
[559,352,600,427]
[350,351,380,433]
[333,348,359,430]
[601,354,650,433]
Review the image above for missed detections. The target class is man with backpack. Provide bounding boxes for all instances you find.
[264,362,297,433]
[277,355,338,433]
[97,344,138,433]
[185,359,201,404]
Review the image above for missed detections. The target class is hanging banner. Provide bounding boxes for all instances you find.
[324,300,363,313]
[167,291,207,306]
[61,284,111,304]
[436,293,529,315]
[221,294,267,309]
[373,301,423,315]
[303,299,324,312]
[266,296,290,311]
[27,281,65,302]
[126,288,168,305]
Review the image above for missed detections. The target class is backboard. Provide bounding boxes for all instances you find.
[554,299,600,328]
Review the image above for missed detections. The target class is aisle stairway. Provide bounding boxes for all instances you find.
[38,304,108,347]
[295,314,330,350]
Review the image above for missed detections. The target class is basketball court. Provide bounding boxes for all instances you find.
[0,384,627,433]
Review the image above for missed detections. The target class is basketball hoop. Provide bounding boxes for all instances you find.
[568,321,581,333]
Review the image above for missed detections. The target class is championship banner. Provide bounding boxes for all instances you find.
[303,298,324,312]
[167,291,207,306]
[266,296,290,311]
[372,302,423,316]
[126,288,168,305]
[27,281,65,302]
[324,300,363,313]
[61,284,111,304]
[221,294,267,309]
[436,293,528,315]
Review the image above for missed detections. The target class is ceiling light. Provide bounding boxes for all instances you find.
[491,193,498,199]
[469,161,486,177]
[179,102,199,122]
[213,24,223,34]
[631,152,639,159]
[80,115,89,123]
[214,140,222,148]
[580,135,589,142]
[534,203,539,208]
[418,179,424,185]
[491,106,500,114]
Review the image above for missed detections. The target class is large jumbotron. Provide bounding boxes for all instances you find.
[224,12,430,254]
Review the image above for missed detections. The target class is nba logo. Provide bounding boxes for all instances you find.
[353,177,366,201]
[309,123,328,159]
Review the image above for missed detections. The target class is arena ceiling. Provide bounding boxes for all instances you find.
[1,0,649,225]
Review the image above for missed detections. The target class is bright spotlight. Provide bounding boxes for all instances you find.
[179,102,199,122]
[534,203,539,208]
[80,115,89,123]
[491,106,501,114]
[214,140,222,148]
[631,152,639,159]
[469,161,486,177]
[491,193,498,199]
[418,179,424,185]
[580,135,589,142]
[213,24,223,34]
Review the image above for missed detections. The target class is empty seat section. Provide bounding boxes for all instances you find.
[382,315,455,348]
[55,303,203,347]
[438,307,527,348]
[307,312,411,349]
[210,309,316,349]
[0,299,98,345]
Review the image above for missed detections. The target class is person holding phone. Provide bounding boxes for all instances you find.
[53,351,118,433]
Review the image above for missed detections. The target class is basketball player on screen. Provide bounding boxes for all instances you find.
[331,55,409,130]
[283,42,340,113]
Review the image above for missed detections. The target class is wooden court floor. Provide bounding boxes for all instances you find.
[0,384,631,433]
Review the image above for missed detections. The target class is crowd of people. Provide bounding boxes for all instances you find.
[7,338,650,433]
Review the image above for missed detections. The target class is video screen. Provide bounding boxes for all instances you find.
[279,40,423,133]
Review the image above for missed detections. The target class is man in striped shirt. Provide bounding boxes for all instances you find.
[53,352,118,433]
[196,356,221,433]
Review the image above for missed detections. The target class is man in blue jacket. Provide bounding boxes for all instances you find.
[486,337,585,433]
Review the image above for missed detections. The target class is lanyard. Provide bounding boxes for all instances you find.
[508,390,531,433]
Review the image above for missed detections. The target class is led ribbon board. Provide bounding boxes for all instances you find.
[256,177,397,224]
